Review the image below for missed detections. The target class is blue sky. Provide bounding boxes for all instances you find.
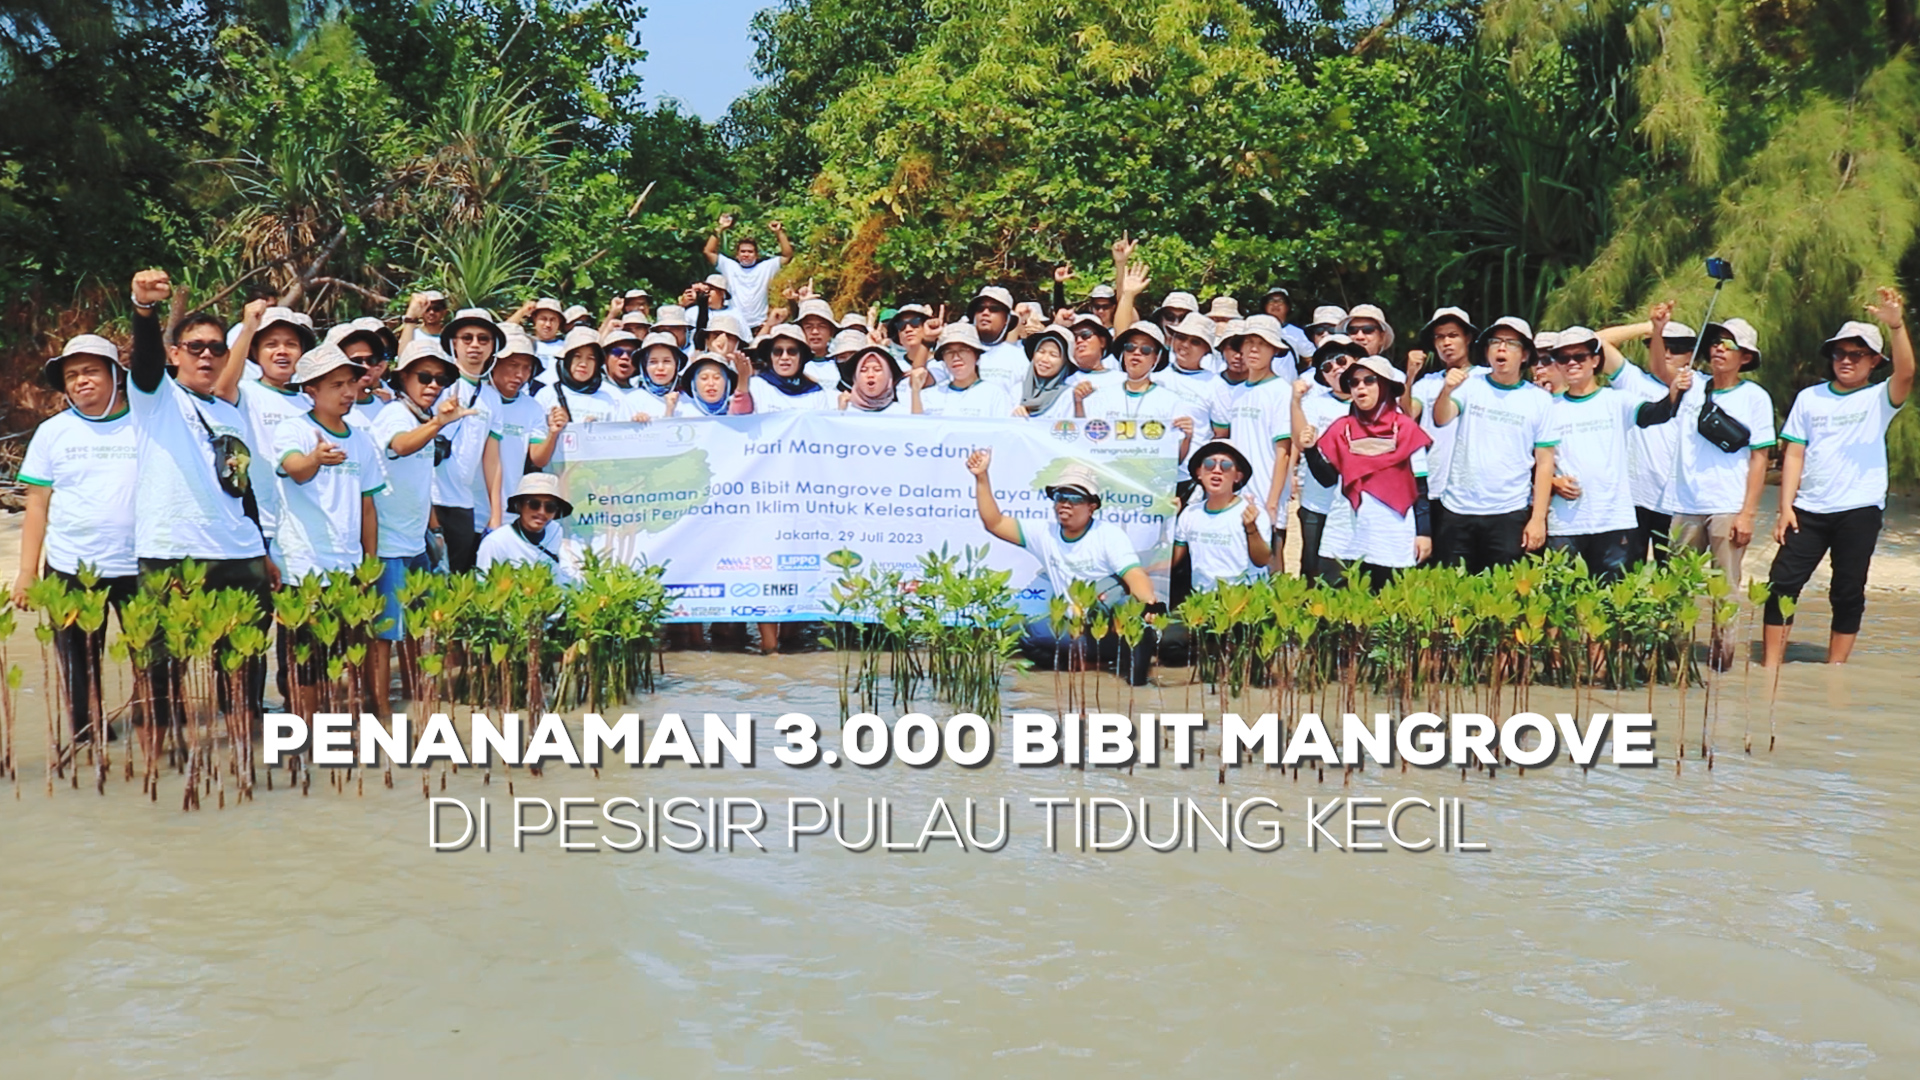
[640,0,769,121]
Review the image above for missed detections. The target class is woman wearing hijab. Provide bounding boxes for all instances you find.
[748,324,832,412]
[666,350,755,417]
[1014,327,1076,419]
[836,345,909,415]
[1296,355,1434,592]
[12,335,139,745]
[632,332,685,407]
[535,325,626,423]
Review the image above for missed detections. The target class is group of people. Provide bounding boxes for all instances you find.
[10,224,1911,724]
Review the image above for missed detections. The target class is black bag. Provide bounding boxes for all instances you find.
[1696,395,1752,454]
[191,403,256,502]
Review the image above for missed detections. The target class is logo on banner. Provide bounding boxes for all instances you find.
[731,605,771,617]
[1114,420,1137,441]
[730,582,762,597]
[1142,419,1167,441]
[777,554,820,570]
[715,555,775,572]
[1084,419,1110,441]
[665,583,725,599]
[1051,420,1078,441]
[763,583,799,597]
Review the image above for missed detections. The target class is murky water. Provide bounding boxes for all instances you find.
[2,599,1918,1077]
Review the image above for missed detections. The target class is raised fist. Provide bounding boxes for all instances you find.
[132,269,172,308]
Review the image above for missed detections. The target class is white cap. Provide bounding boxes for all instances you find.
[1308,305,1348,328]
[1821,320,1884,357]
[935,322,986,354]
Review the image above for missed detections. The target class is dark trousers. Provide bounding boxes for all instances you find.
[1318,560,1396,593]
[137,556,273,726]
[1270,526,1288,575]
[1633,506,1672,567]
[48,569,137,738]
[433,505,479,573]
[1019,618,1157,687]
[1765,505,1882,635]
[1547,529,1636,582]
[1297,507,1328,583]
[1434,505,1529,574]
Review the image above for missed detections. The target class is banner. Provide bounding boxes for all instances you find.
[548,412,1181,622]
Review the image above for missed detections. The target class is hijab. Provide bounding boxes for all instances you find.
[754,367,823,397]
[1314,380,1431,515]
[679,358,737,417]
[1019,335,1074,415]
[846,351,899,412]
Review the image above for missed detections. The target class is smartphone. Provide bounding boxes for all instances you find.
[1705,256,1734,281]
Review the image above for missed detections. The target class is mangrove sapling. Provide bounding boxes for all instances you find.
[1765,594,1795,753]
[1742,580,1770,754]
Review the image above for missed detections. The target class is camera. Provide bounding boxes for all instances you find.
[1705,257,1734,281]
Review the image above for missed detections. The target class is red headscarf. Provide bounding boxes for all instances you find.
[1315,390,1432,515]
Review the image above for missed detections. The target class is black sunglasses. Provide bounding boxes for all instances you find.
[179,340,230,357]
[1053,491,1095,505]
[1346,323,1382,335]
[413,368,457,387]
[607,345,636,358]
[1349,373,1382,388]
[1118,341,1158,355]
[1662,336,1697,354]
[1198,455,1238,472]
[895,314,928,328]
[1073,328,1103,341]
[520,497,564,514]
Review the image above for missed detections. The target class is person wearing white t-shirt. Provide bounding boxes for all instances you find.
[1156,312,1234,437]
[1291,336,1364,581]
[1765,295,1913,667]
[1540,328,1691,581]
[233,306,315,573]
[911,323,1018,417]
[964,285,1030,390]
[966,451,1159,685]
[1217,316,1297,571]
[1013,328,1078,420]
[476,474,580,587]
[478,332,567,530]
[432,309,507,572]
[1598,305,1696,564]
[13,335,139,742]
[703,214,791,332]
[1078,324,1202,461]
[1173,441,1272,592]
[1656,316,1777,668]
[367,341,488,707]
[836,345,911,416]
[1297,356,1435,591]
[126,273,275,730]
[536,326,633,425]
[1402,307,1479,540]
[748,324,834,412]
[502,297,568,373]
[1431,316,1558,572]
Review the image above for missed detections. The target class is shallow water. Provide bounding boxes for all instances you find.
[2,599,1919,1077]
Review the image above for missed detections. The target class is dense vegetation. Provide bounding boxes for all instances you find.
[3,0,1916,475]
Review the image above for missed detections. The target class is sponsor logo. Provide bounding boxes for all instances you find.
[1084,419,1110,441]
[1114,420,1137,441]
[1016,586,1048,601]
[669,423,697,444]
[730,582,762,598]
[1051,420,1079,441]
[763,583,799,597]
[665,583,725,599]
[777,554,821,571]
[730,605,771,617]
[1141,419,1167,441]
[715,555,776,572]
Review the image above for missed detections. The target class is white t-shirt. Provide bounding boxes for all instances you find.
[129,377,265,561]
[348,394,386,432]
[1296,388,1353,515]
[918,379,1016,418]
[1154,365,1233,433]
[1175,498,1270,591]
[18,406,139,577]
[535,382,626,425]
[238,379,311,538]
[533,335,566,374]
[1319,448,1429,568]
[272,413,386,580]
[1223,376,1295,513]
[1781,381,1902,513]
[976,341,1030,390]
[1666,380,1777,515]
[1548,387,1645,536]
[748,376,835,413]
[431,377,500,510]
[476,520,578,586]
[1017,519,1141,596]
[1411,366,1485,501]
[370,401,437,559]
[1080,382,1205,431]
[716,253,783,330]
[473,384,552,523]
[1606,361,1676,510]
[1436,375,1557,516]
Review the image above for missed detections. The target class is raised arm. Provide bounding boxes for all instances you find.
[1646,301,1678,384]
[130,270,173,394]
[1431,365,1468,426]
[1868,287,1912,407]
[526,406,566,469]
[217,297,268,403]
[704,214,732,267]
[1597,320,1652,379]
[770,219,793,261]
[965,450,1022,545]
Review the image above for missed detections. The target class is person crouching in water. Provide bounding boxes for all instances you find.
[476,473,578,586]
[965,452,1159,686]
[1295,356,1434,592]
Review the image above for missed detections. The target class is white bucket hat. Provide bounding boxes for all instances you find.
[495,327,537,361]
[1150,291,1200,321]
[532,297,564,316]
[828,329,871,357]
[1702,317,1762,370]
[623,288,650,300]
[506,472,573,518]
[43,334,122,389]
[253,306,318,352]
[702,273,729,295]
[1086,284,1117,302]
[1820,320,1884,359]
[638,331,688,367]
[935,321,986,354]
[702,311,750,345]
[289,343,367,389]
[1533,331,1560,354]
[1308,305,1348,329]
[968,285,1014,314]
[562,304,591,324]
[1221,314,1289,352]
[796,298,838,326]
[1342,354,1406,392]
[652,304,690,329]
[620,310,653,330]
[1205,297,1242,320]
[1471,315,1537,363]
[599,326,641,350]
[1044,462,1102,503]
[1415,306,1477,349]
[1550,325,1601,354]
[1166,311,1220,347]
[560,324,604,358]
[440,307,505,354]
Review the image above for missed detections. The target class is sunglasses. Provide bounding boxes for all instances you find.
[607,345,636,359]
[1073,328,1104,341]
[1052,491,1095,506]
[895,314,928,328]
[426,301,448,312]
[1319,357,1351,373]
[1118,341,1158,355]
[771,346,803,358]
[1346,323,1383,335]
[1198,456,1238,472]
[1830,348,1877,363]
[1546,350,1597,365]
[178,340,230,357]
[1662,336,1697,354]
[519,497,564,514]
[453,332,494,345]
[413,368,457,387]
[1349,373,1382,388]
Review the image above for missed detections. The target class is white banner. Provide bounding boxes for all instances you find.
[548,412,1181,622]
